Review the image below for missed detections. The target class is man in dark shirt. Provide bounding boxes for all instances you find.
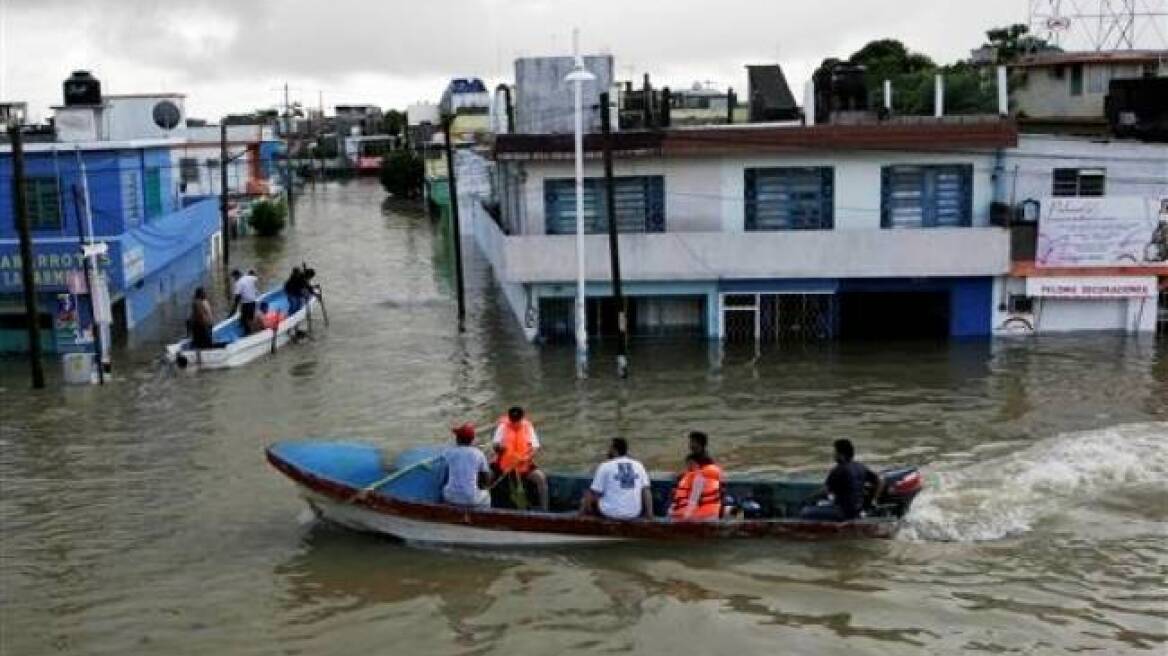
[800,439,882,521]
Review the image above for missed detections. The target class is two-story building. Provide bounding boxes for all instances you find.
[994,134,1167,335]
[0,72,220,354]
[478,119,1018,343]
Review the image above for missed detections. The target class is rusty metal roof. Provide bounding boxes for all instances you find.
[493,119,1018,160]
[1012,50,1168,68]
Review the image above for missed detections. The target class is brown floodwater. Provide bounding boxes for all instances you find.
[1,179,1166,655]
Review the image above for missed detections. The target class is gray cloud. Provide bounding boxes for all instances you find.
[6,0,1046,117]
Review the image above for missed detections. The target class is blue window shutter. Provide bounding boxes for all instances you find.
[821,168,834,229]
[744,169,757,230]
[647,176,665,232]
[880,166,891,228]
[960,164,973,227]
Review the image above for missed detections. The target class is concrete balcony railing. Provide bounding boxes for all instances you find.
[478,218,1011,284]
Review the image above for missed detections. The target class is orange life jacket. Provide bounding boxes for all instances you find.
[496,417,536,475]
[261,311,283,330]
[670,462,723,520]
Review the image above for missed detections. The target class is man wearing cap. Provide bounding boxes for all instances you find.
[441,423,491,508]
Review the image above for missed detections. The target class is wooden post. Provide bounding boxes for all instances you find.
[442,116,466,327]
[8,124,46,388]
[600,92,629,377]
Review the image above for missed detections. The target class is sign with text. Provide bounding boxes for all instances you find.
[0,242,119,292]
[1036,196,1168,268]
[1026,276,1158,299]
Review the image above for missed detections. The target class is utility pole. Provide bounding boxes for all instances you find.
[599,92,629,378]
[441,115,466,328]
[219,122,230,267]
[8,124,46,388]
[283,82,295,224]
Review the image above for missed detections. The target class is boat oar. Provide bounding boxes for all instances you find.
[351,424,495,503]
[312,286,329,327]
[350,455,442,502]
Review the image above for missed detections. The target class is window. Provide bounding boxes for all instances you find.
[1086,66,1107,94]
[745,167,834,231]
[144,167,163,220]
[179,157,200,184]
[1070,64,1084,96]
[1007,294,1034,314]
[881,165,973,228]
[1052,168,1105,197]
[22,178,62,230]
[544,176,664,235]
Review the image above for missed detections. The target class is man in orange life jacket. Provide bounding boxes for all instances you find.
[670,431,724,521]
[492,406,549,511]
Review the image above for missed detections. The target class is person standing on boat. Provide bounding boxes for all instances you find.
[580,438,653,520]
[800,439,883,522]
[492,406,549,511]
[669,431,724,521]
[442,423,491,508]
[283,267,308,315]
[229,269,260,335]
[189,287,214,349]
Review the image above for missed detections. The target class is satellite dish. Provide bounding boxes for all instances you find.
[153,100,181,130]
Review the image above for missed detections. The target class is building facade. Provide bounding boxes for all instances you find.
[1010,50,1168,126]
[0,141,219,352]
[478,121,1019,343]
[993,134,1168,335]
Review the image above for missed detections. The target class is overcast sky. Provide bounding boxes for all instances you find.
[1,0,1049,122]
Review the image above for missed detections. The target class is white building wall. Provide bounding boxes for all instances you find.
[513,149,1000,236]
[1006,134,1168,201]
[992,275,1160,334]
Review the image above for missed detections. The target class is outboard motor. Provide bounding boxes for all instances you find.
[874,467,924,516]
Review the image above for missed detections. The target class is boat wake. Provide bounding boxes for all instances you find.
[899,422,1168,542]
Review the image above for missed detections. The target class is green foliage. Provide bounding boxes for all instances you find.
[381,110,407,137]
[840,36,1002,115]
[983,23,1060,63]
[314,136,338,159]
[248,199,288,237]
[379,149,424,198]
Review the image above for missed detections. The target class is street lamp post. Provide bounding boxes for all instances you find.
[564,28,595,377]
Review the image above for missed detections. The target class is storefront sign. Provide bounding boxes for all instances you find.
[0,242,118,292]
[1025,276,1158,299]
[1037,196,1168,267]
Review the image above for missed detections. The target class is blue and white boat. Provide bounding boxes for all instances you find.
[165,287,317,370]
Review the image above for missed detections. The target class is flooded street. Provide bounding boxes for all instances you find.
[2,179,1166,655]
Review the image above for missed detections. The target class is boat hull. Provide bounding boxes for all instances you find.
[267,442,904,548]
[165,291,317,370]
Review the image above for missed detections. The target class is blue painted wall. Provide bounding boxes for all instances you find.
[0,142,220,353]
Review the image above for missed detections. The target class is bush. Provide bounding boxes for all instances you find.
[248,199,288,237]
[379,149,424,198]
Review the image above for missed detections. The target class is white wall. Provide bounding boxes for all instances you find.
[513,149,999,236]
[991,275,1160,334]
[1007,134,1168,202]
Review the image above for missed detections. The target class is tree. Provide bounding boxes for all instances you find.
[983,23,1060,64]
[842,37,999,115]
[248,199,288,237]
[379,149,423,198]
[381,110,407,138]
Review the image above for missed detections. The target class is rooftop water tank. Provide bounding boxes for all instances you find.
[63,70,102,106]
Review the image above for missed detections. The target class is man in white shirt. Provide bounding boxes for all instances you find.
[442,423,491,507]
[581,438,653,520]
[230,269,261,334]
